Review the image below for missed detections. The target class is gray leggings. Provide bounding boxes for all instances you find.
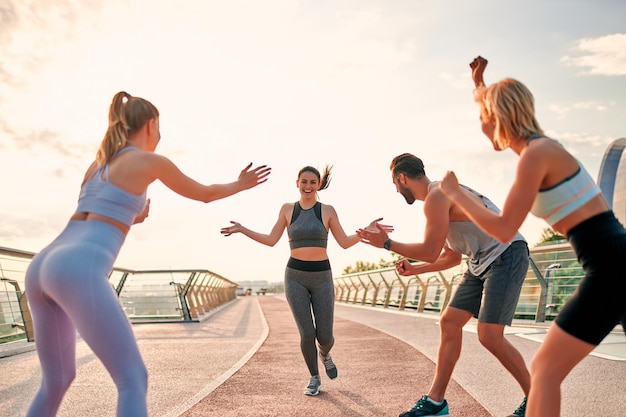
[284,258,335,377]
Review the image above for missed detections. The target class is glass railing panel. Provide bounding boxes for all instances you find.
[333,242,585,322]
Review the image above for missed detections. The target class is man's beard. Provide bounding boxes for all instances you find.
[398,183,415,205]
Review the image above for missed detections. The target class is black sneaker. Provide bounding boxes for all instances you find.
[507,396,527,417]
[399,395,450,417]
[304,375,321,396]
[320,353,338,379]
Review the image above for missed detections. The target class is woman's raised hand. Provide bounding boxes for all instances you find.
[470,55,488,88]
[439,171,461,199]
[221,221,243,236]
[238,163,272,190]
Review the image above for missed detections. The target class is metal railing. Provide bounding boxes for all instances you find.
[110,268,238,323]
[0,247,34,343]
[0,246,239,343]
[1,241,584,345]
[333,241,583,323]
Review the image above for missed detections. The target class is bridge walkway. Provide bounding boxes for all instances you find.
[0,295,624,416]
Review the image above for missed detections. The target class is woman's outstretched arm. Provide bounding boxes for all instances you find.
[220,203,290,246]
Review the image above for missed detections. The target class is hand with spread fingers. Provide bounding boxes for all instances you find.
[356,222,391,248]
[237,162,272,190]
[220,221,243,236]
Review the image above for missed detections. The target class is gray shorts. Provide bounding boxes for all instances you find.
[448,240,529,325]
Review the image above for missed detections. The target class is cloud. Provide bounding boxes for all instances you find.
[0,118,15,148]
[573,101,608,111]
[548,104,570,119]
[0,0,104,152]
[0,1,99,84]
[438,72,470,90]
[544,129,613,162]
[548,101,610,119]
[561,33,626,76]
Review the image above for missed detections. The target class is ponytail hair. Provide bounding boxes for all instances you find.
[96,91,159,165]
[298,164,332,191]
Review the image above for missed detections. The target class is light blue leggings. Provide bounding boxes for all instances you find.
[24,220,148,417]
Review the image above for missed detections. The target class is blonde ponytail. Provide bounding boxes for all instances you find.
[96,91,159,165]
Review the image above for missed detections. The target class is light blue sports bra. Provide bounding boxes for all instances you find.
[75,146,147,227]
[527,135,602,226]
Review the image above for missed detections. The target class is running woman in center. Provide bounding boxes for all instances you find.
[221,164,391,396]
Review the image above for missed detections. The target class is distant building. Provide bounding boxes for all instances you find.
[598,138,626,225]
[236,280,270,294]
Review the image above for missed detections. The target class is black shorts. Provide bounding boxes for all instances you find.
[557,211,626,345]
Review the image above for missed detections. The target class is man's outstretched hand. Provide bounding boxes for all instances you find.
[357,219,394,248]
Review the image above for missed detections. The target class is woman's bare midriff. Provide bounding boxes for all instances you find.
[70,212,130,235]
[551,194,611,236]
[290,247,328,261]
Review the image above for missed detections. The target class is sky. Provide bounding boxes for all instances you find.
[1,0,625,285]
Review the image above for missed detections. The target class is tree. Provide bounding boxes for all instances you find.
[536,227,566,246]
[342,253,403,274]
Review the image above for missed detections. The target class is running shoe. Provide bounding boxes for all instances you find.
[304,375,321,396]
[507,396,527,417]
[320,353,338,379]
[399,395,450,417]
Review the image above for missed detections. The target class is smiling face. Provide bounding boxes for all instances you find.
[297,170,320,199]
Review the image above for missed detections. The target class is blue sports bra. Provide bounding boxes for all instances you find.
[75,146,147,227]
[527,135,602,226]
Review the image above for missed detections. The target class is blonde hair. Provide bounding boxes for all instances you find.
[476,78,543,149]
[96,91,159,165]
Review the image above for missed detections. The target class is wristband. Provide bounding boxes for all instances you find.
[383,239,392,250]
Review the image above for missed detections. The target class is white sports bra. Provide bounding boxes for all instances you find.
[528,135,602,226]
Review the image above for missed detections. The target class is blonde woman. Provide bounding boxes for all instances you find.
[24,91,270,417]
[440,57,626,417]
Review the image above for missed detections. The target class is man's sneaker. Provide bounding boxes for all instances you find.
[304,375,321,396]
[320,353,338,379]
[507,396,527,417]
[399,395,450,417]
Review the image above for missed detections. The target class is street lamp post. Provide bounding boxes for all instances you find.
[531,261,561,323]
[544,263,561,315]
